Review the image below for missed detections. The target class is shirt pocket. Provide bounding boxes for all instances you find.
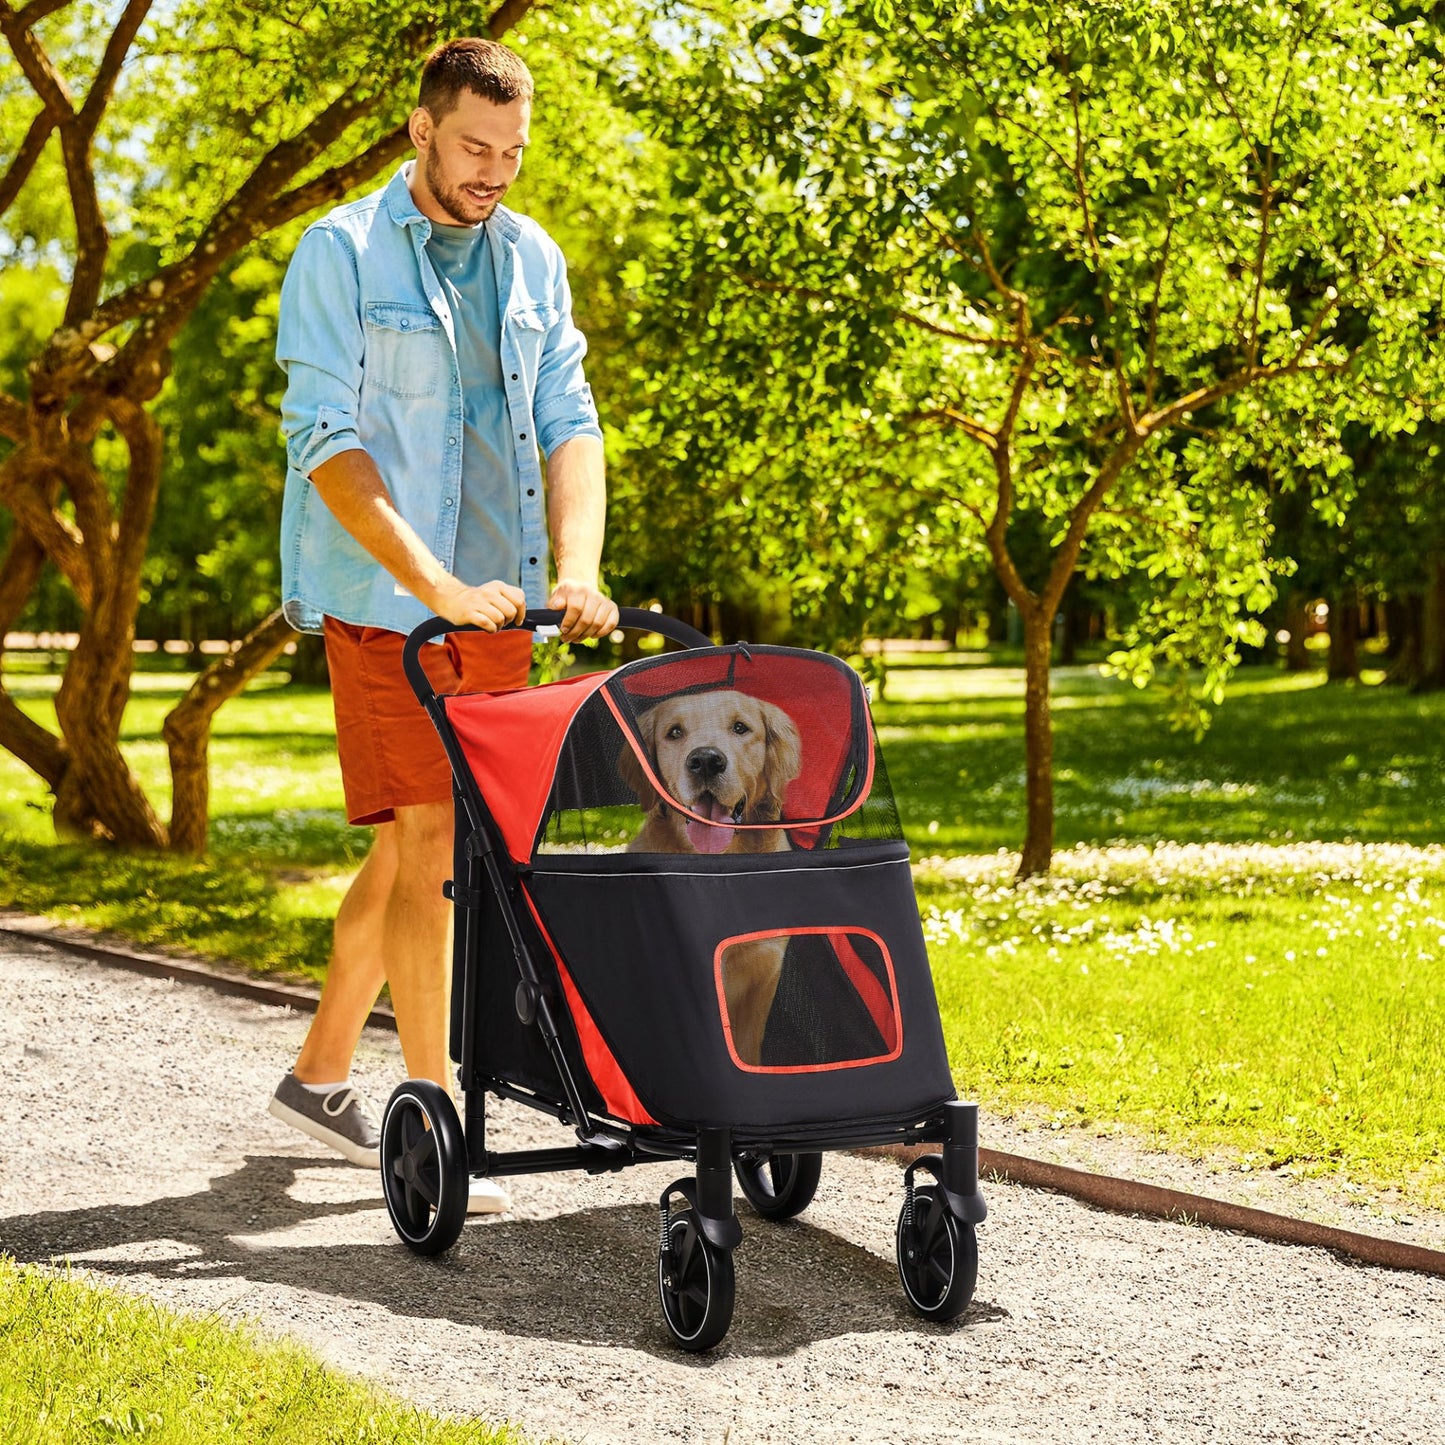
[506,302,560,370]
[363,301,446,399]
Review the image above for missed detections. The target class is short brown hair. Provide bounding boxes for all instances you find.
[419,38,534,118]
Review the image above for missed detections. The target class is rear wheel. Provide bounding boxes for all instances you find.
[734,1150,822,1220]
[658,1208,735,1352]
[380,1080,468,1256]
[896,1185,977,1322]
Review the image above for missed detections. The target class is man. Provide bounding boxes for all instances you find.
[267,38,618,1214]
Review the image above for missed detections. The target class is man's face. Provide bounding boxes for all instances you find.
[409,90,530,226]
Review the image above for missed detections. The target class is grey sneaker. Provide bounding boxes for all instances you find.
[268,1073,381,1168]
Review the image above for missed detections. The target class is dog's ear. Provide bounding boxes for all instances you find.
[760,701,803,818]
[616,707,661,814]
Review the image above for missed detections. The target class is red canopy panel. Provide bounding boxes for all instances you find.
[444,670,612,864]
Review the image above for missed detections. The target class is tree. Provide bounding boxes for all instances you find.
[606,0,1445,873]
[0,0,540,851]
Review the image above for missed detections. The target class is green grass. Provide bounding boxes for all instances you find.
[4,653,1445,1204]
[0,1258,526,1444]
[919,844,1445,1203]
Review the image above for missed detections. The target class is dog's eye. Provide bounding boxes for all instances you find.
[732,720,751,735]
[666,724,684,740]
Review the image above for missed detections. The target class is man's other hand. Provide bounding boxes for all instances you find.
[548,578,619,642]
[435,578,527,632]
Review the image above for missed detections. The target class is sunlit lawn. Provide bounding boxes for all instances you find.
[3,652,1445,1202]
[0,1258,524,1445]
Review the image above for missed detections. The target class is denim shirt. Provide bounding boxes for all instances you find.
[276,162,603,635]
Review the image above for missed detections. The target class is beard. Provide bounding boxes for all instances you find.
[424,146,506,226]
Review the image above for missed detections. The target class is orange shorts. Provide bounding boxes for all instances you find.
[323,617,533,826]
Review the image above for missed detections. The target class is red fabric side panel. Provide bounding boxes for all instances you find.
[519,886,658,1126]
[444,671,610,863]
[828,930,899,1053]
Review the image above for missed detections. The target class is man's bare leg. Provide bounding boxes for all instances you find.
[381,799,457,1091]
[293,824,399,1085]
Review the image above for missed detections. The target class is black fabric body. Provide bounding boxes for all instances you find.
[524,840,956,1131]
[448,808,608,1119]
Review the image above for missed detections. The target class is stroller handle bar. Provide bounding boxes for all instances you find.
[403,607,713,710]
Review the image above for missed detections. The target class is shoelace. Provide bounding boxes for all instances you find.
[321,1086,360,1119]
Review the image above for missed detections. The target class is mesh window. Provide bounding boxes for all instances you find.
[535,645,903,856]
[716,928,902,1072]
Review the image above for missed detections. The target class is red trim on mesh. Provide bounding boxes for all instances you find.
[600,688,872,833]
[519,885,657,1126]
[444,671,612,863]
[608,649,875,832]
[712,927,904,1075]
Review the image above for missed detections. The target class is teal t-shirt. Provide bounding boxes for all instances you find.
[424,221,522,589]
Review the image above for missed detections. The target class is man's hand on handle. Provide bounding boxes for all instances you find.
[548,578,619,642]
[434,578,528,632]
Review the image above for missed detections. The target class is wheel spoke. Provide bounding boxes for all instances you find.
[675,1219,699,1277]
[926,1254,952,1290]
[765,1158,785,1199]
[919,1194,946,1252]
[683,1279,710,1308]
[411,1167,439,1208]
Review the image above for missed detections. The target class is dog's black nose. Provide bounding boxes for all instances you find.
[687,747,727,779]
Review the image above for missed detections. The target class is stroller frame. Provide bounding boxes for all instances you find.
[389,607,987,1350]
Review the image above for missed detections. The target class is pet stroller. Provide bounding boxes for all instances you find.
[383,608,987,1351]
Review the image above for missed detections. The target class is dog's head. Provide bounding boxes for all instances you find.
[618,689,803,853]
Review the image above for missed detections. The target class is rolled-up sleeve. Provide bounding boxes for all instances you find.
[276,224,367,477]
[534,251,604,458]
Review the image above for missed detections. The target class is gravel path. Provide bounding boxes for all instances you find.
[3,932,1443,1444]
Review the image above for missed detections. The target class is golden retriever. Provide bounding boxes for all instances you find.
[619,689,802,1065]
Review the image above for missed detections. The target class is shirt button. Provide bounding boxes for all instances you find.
[519,432,527,441]
[401,319,410,329]
[511,373,518,380]
[444,497,454,507]
[529,556,538,565]
[448,437,457,446]
[526,488,535,496]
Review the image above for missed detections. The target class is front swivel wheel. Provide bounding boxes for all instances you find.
[896,1184,977,1322]
[380,1080,469,1256]
[658,1207,735,1352]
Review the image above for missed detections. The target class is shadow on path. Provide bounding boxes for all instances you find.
[0,1154,1005,1358]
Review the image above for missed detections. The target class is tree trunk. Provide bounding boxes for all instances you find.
[1017,605,1055,878]
[1419,555,1445,693]
[1327,587,1359,682]
[1284,593,1312,671]
[164,609,295,853]
[1383,593,1422,685]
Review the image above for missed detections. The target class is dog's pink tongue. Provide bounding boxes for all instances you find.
[685,799,735,854]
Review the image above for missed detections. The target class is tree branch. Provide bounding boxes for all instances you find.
[77,0,152,138]
[11,0,77,28]
[900,407,999,451]
[0,106,60,217]
[162,608,294,853]
[0,527,67,789]
[0,392,27,443]
[0,8,75,119]
[486,0,536,36]
[0,457,93,607]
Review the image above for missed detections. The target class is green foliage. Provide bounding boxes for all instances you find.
[599,0,1445,680]
[0,1258,527,1444]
